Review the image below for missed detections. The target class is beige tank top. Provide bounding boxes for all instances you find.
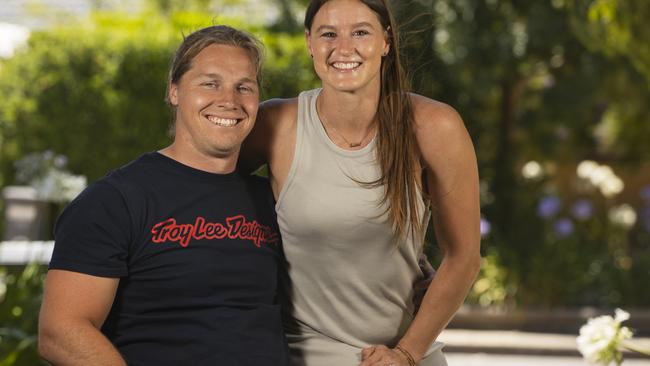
[277,88,430,353]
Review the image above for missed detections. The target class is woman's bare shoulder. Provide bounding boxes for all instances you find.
[409,93,476,179]
[409,93,465,135]
[412,95,477,197]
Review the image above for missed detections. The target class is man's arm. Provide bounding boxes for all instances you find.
[39,269,126,366]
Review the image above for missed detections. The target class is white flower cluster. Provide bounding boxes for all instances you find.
[608,204,637,229]
[577,160,624,198]
[14,151,87,203]
[31,171,87,203]
[577,308,633,365]
[521,160,544,180]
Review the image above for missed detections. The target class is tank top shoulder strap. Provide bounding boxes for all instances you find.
[275,88,320,211]
[297,88,322,142]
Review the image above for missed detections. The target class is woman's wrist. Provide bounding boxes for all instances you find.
[393,344,417,366]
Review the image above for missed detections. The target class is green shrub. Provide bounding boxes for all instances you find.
[0,264,48,366]
[0,11,316,185]
[0,11,318,365]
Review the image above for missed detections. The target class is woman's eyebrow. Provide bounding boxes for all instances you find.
[352,22,375,29]
[315,22,375,33]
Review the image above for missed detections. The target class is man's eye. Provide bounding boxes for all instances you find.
[202,82,217,88]
[321,32,336,38]
[353,30,370,37]
[238,86,254,93]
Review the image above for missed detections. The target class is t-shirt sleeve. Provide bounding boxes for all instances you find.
[49,180,132,278]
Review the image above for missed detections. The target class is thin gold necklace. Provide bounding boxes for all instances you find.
[317,96,376,148]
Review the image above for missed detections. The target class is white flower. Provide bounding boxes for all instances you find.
[600,176,624,198]
[15,151,87,203]
[608,204,637,229]
[59,174,87,202]
[615,308,630,323]
[577,160,599,179]
[32,170,87,203]
[521,160,544,180]
[576,161,625,198]
[577,308,633,365]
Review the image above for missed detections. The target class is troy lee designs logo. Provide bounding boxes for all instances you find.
[151,215,279,248]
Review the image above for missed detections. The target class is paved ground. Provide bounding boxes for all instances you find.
[438,329,650,359]
[439,329,583,356]
[447,352,650,365]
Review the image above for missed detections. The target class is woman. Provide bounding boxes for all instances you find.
[241,0,481,365]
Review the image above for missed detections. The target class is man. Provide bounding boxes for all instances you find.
[38,25,288,366]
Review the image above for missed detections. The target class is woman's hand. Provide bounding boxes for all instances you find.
[359,345,411,366]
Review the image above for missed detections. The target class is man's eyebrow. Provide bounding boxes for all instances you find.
[238,77,258,85]
[314,22,376,33]
[197,73,257,85]
[198,73,223,79]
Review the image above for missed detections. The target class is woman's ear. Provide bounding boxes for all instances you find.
[305,30,314,58]
[383,27,391,56]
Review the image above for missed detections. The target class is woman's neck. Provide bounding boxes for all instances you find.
[318,84,381,134]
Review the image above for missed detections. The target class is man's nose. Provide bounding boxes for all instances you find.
[217,88,238,109]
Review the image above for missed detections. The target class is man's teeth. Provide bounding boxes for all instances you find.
[207,116,238,126]
[332,62,360,70]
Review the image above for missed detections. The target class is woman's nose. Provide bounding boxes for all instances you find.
[336,36,354,56]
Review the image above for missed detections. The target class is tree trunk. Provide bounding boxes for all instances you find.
[493,78,526,237]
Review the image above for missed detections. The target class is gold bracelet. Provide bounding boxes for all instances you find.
[394,344,417,366]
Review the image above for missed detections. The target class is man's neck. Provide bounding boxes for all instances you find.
[158,144,238,174]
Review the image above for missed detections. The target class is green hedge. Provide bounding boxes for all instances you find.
[0,11,317,185]
[0,12,318,365]
[0,264,47,366]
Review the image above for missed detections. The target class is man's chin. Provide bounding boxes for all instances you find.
[208,145,241,160]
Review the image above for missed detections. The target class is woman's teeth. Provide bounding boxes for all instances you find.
[332,62,360,70]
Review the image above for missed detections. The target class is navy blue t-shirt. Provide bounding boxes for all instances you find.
[49,152,288,366]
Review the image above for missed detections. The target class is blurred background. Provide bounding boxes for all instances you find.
[0,0,648,364]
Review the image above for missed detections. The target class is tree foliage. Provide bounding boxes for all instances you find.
[0,11,316,186]
[0,10,649,366]
[392,0,650,307]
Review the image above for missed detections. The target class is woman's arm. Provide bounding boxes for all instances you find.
[361,97,481,365]
[239,100,276,174]
[240,98,298,199]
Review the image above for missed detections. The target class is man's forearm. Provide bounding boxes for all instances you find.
[39,321,126,366]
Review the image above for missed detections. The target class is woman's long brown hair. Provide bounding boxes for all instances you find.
[305,0,425,243]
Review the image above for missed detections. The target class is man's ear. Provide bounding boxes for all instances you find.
[168,83,179,106]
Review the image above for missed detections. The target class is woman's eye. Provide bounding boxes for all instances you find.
[353,30,370,37]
